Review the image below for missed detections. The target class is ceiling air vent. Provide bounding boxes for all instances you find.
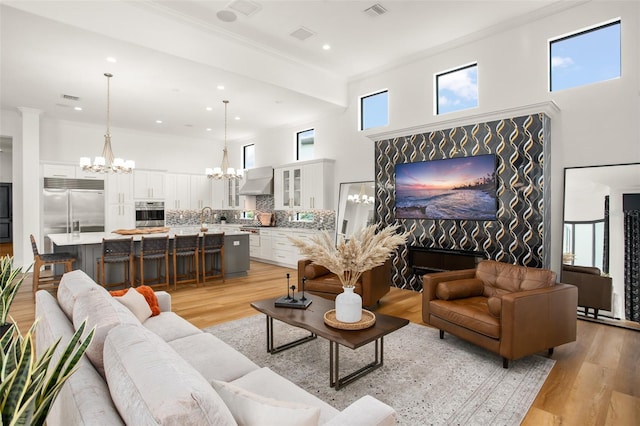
[363,3,387,17]
[61,94,80,101]
[290,26,315,41]
[227,0,261,17]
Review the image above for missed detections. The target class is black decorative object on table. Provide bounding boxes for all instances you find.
[275,273,312,309]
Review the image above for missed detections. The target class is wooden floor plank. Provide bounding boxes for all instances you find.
[8,260,640,425]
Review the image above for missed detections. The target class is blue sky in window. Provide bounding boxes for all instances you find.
[362,91,388,130]
[437,65,478,114]
[551,22,620,91]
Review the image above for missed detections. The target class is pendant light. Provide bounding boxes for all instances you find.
[80,73,135,173]
[206,100,243,180]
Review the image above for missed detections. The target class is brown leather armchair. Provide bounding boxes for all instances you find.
[297,259,391,307]
[422,260,577,368]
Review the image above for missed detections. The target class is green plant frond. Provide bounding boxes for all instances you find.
[41,323,94,398]
[3,335,34,424]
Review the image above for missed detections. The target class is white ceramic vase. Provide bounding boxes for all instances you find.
[335,286,362,323]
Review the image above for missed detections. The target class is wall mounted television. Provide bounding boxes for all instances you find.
[395,154,498,220]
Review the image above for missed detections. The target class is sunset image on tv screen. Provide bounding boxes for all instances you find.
[394,154,497,220]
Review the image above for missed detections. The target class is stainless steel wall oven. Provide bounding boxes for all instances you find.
[135,201,165,228]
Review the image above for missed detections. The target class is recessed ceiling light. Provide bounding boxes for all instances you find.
[217,85,225,90]
[206,128,212,132]
[234,116,240,120]
[74,106,83,111]
[206,106,213,111]
[106,57,117,63]
[322,44,331,50]
[155,120,163,124]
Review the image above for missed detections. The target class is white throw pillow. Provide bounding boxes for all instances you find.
[211,379,320,426]
[114,288,152,323]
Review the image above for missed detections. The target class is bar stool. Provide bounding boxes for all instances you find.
[30,234,76,295]
[97,237,134,289]
[134,235,170,291]
[172,234,199,290]
[201,232,225,283]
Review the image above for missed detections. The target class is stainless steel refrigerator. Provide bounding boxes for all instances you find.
[42,177,105,250]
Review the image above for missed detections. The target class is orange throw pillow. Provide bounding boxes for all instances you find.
[109,286,160,316]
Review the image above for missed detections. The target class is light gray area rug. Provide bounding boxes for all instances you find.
[204,314,554,425]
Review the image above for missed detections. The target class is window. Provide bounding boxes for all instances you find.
[436,63,478,115]
[550,20,621,92]
[243,144,255,169]
[563,220,605,268]
[296,129,314,161]
[360,90,388,130]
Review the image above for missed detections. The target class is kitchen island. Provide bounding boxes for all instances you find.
[48,227,250,284]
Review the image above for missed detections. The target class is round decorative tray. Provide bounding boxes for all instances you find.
[323,309,376,330]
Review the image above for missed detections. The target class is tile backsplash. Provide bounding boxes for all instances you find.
[165,195,335,230]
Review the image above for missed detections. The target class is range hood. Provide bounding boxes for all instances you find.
[239,166,273,196]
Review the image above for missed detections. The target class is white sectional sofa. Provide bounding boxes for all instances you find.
[35,270,396,425]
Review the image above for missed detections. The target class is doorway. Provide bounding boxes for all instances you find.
[0,183,12,256]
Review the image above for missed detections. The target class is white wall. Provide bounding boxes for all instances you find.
[39,118,225,173]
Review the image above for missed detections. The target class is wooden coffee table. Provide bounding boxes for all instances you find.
[250,296,409,390]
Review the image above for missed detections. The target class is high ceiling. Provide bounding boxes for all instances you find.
[1,0,573,142]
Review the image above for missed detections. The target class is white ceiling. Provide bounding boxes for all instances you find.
[1,0,573,143]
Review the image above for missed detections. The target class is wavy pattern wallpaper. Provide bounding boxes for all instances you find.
[375,113,551,291]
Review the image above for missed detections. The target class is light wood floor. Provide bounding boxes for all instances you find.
[10,261,639,425]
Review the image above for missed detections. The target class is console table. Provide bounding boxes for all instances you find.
[408,246,485,275]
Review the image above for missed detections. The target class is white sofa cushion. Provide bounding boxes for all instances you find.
[169,333,259,382]
[143,311,202,342]
[104,324,237,425]
[113,287,152,322]
[211,379,320,426]
[231,367,339,425]
[35,291,125,426]
[58,269,107,320]
[72,289,140,377]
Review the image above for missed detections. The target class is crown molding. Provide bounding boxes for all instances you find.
[365,101,561,142]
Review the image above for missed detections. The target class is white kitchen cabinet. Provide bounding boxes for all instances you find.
[210,176,247,210]
[106,173,133,205]
[255,228,319,268]
[134,170,165,200]
[105,173,134,231]
[106,203,135,232]
[190,175,212,210]
[259,229,273,261]
[274,159,334,210]
[274,166,302,210]
[165,174,191,210]
[42,164,76,178]
[42,163,104,180]
[210,180,225,209]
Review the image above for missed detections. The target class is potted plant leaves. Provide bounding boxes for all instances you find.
[0,255,95,425]
[0,255,28,338]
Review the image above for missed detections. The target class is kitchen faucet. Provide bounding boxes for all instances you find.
[200,206,213,231]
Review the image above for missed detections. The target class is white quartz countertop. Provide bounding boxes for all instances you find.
[48,227,249,246]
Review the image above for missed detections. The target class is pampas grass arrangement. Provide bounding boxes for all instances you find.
[289,224,408,287]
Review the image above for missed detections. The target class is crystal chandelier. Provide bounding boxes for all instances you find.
[206,100,243,180]
[79,73,135,173]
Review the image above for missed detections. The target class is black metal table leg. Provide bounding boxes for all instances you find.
[265,315,316,354]
[330,337,384,390]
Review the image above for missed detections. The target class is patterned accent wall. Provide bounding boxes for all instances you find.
[375,113,551,291]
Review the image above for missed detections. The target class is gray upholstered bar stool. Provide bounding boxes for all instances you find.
[97,237,134,289]
[30,234,76,296]
[134,235,170,291]
[172,234,199,290]
[201,232,225,283]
